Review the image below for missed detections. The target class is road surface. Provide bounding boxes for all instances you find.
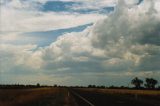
[69,88,160,106]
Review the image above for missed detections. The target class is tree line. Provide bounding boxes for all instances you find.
[0,83,51,89]
[87,77,159,89]
[131,77,158,89]
[0,77,159,89]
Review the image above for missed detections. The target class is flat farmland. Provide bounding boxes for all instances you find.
[0,87,160,106]
[0,88,77,106]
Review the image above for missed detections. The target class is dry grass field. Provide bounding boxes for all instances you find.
[0,87,77,106]
[78,88,160,96]
[0,87,160,106]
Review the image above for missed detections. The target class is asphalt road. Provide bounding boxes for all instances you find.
[69,89,160,106]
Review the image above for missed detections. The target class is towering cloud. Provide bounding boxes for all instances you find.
[0,0,160,85]
[41,0,160,73]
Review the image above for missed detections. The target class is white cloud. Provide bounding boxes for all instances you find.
[0,0,106,33]
[0,33,21,42]
[40,0,160,73]
[69,0,116,10]
[1,0,160,85]
[0,44,44,72]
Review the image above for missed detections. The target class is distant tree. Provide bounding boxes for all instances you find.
[88,85,96,88]
[99,85,105,88]
[120,86,125,89]
[53,84,57,87]
[109,85,116,89]
[88,85,92,88]
[36,83,40,87]
[145,78,158,89]
[131,77,143,89]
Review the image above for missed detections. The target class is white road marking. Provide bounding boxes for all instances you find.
[71,90,95,106]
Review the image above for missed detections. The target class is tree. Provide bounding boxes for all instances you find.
[131,77,143,89]
[53,84,57,87]
[145,78,158,89]
[36,83,40,87]
[88,85,96,88]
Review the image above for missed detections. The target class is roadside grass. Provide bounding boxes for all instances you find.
[0,87,73,106]
[78,88,160,96]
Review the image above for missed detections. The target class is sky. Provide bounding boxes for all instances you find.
[0,0,160,86]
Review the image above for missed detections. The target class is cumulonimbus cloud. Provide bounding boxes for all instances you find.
[39,0,160,73]
[1,0,160,85]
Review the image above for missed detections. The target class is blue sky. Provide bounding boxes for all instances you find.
[41,1,114,14]
[24,0,114,47]
[42,1,76,12]
[0,0,160,86]
[24,23,93,47]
